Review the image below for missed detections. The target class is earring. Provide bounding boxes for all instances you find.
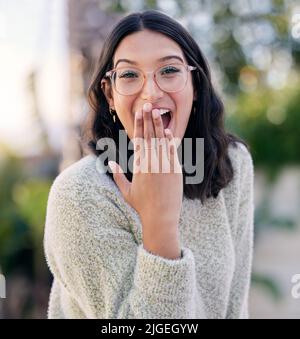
[193,104,196,115]
[109,107,116,123]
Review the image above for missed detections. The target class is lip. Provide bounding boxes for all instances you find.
[151,105,172,110]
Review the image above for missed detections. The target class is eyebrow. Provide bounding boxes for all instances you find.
[114,55,184,68]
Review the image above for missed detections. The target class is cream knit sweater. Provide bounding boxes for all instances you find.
[44,142,254,319]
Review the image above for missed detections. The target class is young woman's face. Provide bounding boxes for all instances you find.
[102,29,196,141]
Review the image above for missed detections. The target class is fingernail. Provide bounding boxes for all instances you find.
[143,103,152,112]
[108,161,116,173]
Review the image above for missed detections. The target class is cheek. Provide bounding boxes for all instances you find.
[174,90,193,119]
[114,97,136,139]
[172,90,193,140]
[173,75,194,109]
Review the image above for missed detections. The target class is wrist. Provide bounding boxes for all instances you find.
[142,223,181,260]
[141,214,180,229]
[143,241,182,260]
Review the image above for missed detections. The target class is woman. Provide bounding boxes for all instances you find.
[44,10,254,319]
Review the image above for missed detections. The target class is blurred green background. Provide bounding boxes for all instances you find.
[1,0,300,318]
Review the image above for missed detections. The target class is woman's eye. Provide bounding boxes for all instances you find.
[160,66,180,75]
[119,71,138,78]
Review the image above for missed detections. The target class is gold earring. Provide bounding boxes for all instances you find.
[109,107,116,123]
[193,104,196,115]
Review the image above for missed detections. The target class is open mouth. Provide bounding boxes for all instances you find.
[159,109,172,130]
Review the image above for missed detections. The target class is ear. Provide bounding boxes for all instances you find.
[101,78,115,108]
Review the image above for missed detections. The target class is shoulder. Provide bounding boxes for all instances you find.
[44,154,139,263]
[49,154,116,201]
[228,141,253,167]
[46,154,133,230]
[222,141,254,209]
[222,142,254,241]
[227,141,254,183]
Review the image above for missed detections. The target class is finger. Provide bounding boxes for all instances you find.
[108,161,131,200]
[133,109,143,152]
[151,109,165,172]
[143,103,156,151]
[164,129,181,174]
[132,110,144,174]
[142,103,158,173]
[159,135,170,173]
[164,129,174,172]
[151,109,164,139]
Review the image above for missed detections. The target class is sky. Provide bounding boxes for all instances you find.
[0,0,69,156]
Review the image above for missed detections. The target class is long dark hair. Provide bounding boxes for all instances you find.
[81,9,248,204]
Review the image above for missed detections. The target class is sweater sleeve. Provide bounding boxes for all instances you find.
[44,174,204,319]
[226,146,255,319]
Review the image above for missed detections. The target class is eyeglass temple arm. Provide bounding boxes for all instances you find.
[105,70,113,78]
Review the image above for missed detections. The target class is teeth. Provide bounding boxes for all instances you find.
[159,109,170,115]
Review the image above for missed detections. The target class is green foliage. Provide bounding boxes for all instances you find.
[251,273,283,300]
[0,155,52,318]
[13,179,51,245]
[0,157,50,277]
[226,80,300,180]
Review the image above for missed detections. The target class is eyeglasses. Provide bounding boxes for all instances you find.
[104,63,197,96]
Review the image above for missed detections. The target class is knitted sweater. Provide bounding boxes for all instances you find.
[44,141,254,319]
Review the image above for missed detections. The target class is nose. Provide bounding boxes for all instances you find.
[140,74,164,101]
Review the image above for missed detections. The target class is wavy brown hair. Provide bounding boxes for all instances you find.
[81,9,248,204]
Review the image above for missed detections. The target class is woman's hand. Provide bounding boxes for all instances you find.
[108,102,183,259]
